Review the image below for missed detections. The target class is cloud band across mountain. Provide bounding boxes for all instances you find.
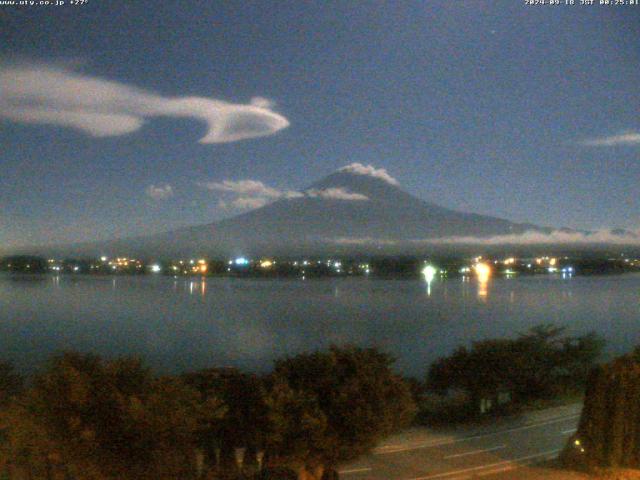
[330,228,640,246]
[0,63,289,143]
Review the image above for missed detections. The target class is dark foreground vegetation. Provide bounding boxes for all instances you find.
[0,347,415,480]
[0,327,604,480]
[562,346,640,473]
[420,325,604,423]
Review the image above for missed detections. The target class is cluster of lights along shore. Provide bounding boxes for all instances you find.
[20,254,639,278]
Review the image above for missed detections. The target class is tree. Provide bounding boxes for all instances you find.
[183,367,266,470]
[428,340,516,401]
[0,361,23,407]
[267,346,416,479]
[262,377,328,475]
[0,255,48,273]
[0,361,23,476]
[562,352,640,470]
[427,325,604,407]
[559,331,606,387]
[1,352,224,479]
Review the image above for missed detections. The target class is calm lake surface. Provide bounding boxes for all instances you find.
[1,273,639,377]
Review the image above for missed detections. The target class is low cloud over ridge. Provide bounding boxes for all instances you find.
[0,63,289,143]
[330,228,640,246]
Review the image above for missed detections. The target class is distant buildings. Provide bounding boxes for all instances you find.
[1,253,638,277]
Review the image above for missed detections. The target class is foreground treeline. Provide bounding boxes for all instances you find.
[562,346,640,472]
[421,325,604,422]
[0,327,604,480]
[0,347,415,480]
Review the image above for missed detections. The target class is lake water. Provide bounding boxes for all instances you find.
[1,273,639,377]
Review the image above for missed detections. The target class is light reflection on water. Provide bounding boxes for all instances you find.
[0,273,638,377]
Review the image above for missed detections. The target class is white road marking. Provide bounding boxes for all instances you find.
[376,414,579,454]
[443,444,506,459]
[406,448,561,480]
[561,428,577,435]
[339,467,372,475]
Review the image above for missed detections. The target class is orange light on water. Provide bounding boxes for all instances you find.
[474,262,491,298]
[474,262,491,282]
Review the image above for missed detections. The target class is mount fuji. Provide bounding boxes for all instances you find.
[40,164,559,258]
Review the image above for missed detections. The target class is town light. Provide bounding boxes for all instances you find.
[422,265,437,283]
[150,264,161,273]
[474,262,491,281]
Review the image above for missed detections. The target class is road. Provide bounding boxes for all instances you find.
[338,403,584,480]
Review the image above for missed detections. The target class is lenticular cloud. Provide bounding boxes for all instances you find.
[0,63,289,143]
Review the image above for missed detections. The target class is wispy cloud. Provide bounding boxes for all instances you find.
[198,179,369,212]
[145,184,174,200]
[330,229,640,246]
[579,131,640,147]
[218,197,270,211]
[197,180,301,199]
[306,187,369,201]
[199,179,301,212]
[0,62,289,143]
[338,163,399,185]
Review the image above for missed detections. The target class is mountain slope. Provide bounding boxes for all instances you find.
[209,170,544,242]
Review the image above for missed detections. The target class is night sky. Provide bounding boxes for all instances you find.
[1,1,638,249]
